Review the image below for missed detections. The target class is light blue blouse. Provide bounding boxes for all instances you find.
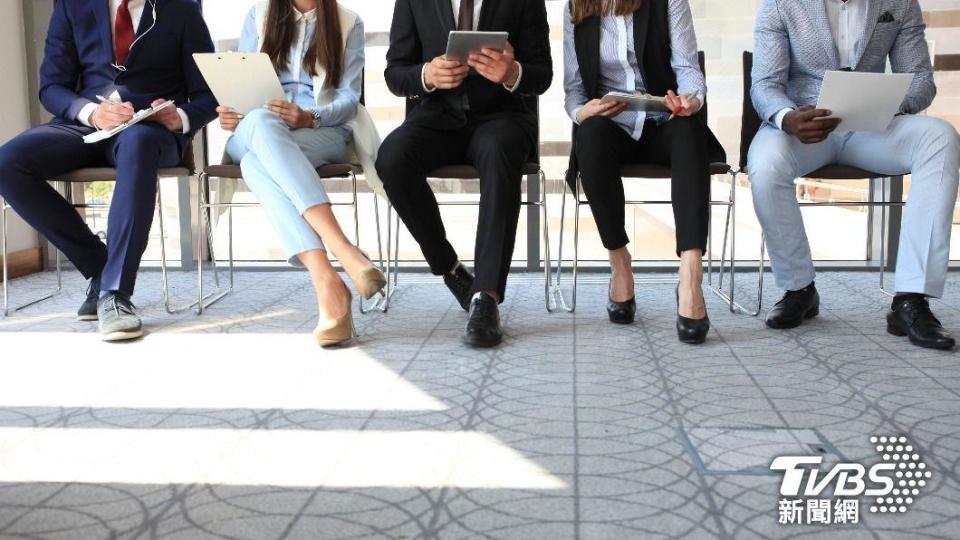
[238,6,364,128]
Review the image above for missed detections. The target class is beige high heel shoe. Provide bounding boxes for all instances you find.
[343,250,387,300]
[314,288,355,347]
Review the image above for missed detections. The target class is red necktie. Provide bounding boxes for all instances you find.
[114,0,135,66]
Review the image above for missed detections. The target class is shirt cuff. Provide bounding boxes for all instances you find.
[773,108,793,130]
[503,62,523,93]
[77,102,98,128]
[571,106,584,125]
[176,108,190,134]
[421,64,436,94]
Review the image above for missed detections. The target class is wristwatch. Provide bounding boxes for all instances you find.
[311,109,322,129]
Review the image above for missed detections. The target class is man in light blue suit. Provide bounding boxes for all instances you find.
[748,0,960,350]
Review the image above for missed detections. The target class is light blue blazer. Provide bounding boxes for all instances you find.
[751,0,935,126]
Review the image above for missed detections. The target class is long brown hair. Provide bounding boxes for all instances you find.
[571,0,644,25]
[261,0,344,87]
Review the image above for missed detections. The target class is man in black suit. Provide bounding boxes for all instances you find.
[376,0,552,348]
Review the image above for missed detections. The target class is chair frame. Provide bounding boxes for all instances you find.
[739,51,905,317]
[546,51,741,314]
[1,168,191,318]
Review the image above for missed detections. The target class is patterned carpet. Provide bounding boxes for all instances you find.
[0,269,958,539]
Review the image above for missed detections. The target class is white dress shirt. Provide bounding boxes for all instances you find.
[78,0,190,133]
[421,0,523,94]
[773,0,867,129]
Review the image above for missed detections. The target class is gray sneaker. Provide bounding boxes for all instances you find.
[97,293,143,342]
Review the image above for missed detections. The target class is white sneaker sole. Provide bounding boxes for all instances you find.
[101,329,144,342]
[77,314,99,322]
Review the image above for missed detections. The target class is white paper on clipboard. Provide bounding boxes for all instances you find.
[83,100,176,144]
[193,52,286,115]
[815,71,914,133]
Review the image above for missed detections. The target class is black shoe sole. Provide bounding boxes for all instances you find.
[608,313,635,325]
[886,323,956,350]
[462,334,503,348]
[765,307,819,330]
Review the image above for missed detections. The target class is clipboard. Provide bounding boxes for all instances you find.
[599,92,672,113]
[83,100,176,144]
[193,52,286,115]
[816,71,914,132]
[445,31,509,63]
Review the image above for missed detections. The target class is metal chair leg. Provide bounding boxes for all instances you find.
[549,175,578,313]
[359,191,395,315]
[195,173,233,314]
[158,177,197,314]
[540,170,552,312]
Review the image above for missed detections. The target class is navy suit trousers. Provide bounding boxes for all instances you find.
[0,121,181,297]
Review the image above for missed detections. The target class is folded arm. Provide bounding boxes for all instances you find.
[751,0,797,126]
[511,0,553,96]
[178,1,218,137]
[384,0,426,98]
[39,0,91,122]
[891,0,936,114]
[309,19,364,127]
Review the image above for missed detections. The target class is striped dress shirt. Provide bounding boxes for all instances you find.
[563,0,706,140]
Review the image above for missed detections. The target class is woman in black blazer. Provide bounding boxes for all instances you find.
[563,0,725,344]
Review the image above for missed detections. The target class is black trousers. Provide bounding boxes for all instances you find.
[375,114,533,301]
[574,115,711,256]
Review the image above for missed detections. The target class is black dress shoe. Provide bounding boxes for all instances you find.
[77,275,101,321]
[887,295,955,350]
[463,293,503,348]
[676,287,710,344]
[607,279,636,324]
[766,282,820,329]
[444,264,475,312]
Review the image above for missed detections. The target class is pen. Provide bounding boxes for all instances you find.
[667,93,693,122]
[96,95,121,104]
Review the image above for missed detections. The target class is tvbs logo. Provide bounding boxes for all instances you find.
[771,436,931,524]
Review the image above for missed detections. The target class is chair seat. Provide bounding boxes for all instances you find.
[427,163,541,179]
[204,163,359,179]
[53,167,192,183]
[806,165,886,180]
[619,162,732,178]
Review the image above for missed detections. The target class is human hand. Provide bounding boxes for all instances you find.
[467,42,519,86]
[266,99,314,129]
[90,101,135,131]
[147,99,183,132]
[575,99,627,124]
[782,105,841,144]
[216,106,242,132]
[664,91,700,117]
[424,55,470,90]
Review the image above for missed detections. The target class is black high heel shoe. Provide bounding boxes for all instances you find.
[676,286,710,344]
[607,279,636,324]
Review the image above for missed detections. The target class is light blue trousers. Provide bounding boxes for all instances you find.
[226,108,351,266]
[748,115,960,297]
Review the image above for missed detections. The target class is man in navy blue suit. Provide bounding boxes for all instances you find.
[0,0,217,341]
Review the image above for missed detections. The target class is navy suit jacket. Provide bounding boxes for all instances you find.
[40,0,217,140]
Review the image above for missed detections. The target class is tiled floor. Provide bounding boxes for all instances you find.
[0,269,959,539]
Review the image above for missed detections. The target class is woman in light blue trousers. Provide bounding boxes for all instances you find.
[217,0,383,346]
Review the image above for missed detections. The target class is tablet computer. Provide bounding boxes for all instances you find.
[600,92,672,113]
[445,31,509,63]
[193,52,286,115]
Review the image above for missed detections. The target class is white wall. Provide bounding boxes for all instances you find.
[0,0,38,254]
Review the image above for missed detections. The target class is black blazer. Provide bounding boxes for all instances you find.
[384,0,553,137]
[566,0,725,186]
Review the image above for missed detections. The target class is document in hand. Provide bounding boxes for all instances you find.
[82,100,176,144]
[816,71,914,133]
[193,53,285,115]
[600,92,671,113]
